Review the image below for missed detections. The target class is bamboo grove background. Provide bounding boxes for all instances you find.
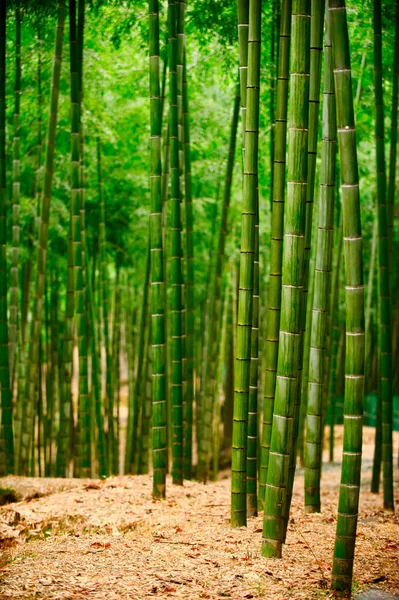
[0,0,398,593]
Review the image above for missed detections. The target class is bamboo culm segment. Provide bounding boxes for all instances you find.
[149,0,167,498]
[329,0,366,591]
[304,2,335,513]
[237,0,249,143]
[373,0,394,513]
[262,0,311,558]
[19,2,66,476]
[168,0,184,486]
[259,0,292,511]
[231,0,262,529]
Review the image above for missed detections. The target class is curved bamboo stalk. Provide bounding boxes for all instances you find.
[329,0,366,590]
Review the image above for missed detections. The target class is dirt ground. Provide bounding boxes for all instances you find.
[0,426,397,600]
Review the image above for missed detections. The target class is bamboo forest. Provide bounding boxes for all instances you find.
[0,0,398,597]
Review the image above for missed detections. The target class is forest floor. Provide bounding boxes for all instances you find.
[0,427,398,600]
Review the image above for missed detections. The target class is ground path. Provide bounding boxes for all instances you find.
[0,427,398,599]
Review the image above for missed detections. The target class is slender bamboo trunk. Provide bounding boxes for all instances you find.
[237,0,249,143]
[231,0,261,528]
[87,257,107,477]
[304,6,336,512]
[9,0,21,388]
[284,0,324,527]
[328,224,343,463]
[56,223,74,477]
[258,0,292,510]
[19,2,66,475]
[355,52,367,106]
[149,0,168,495]
[168,0,184,485]
[329,0,366,590]
[365,221,377,385]
[262,0,311,557]
[388,1,399,281]
[373,0,394,512]
[182,57,194,480]
[0,0,14,473]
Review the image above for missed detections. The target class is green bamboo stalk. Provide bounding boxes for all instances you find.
[285,0,324,525]
[182,57,194,480]
[67,0,90,477]
[373,0,394,513]
[258,0,292,510]
[231,0,261,528]
[328,225,343,463]
[212,285,228,482]
[304,6,336,512]
[111,259,122,475]
[237,0,249,142]
[329,0,366,590]
[262,0,311,557]
[124,291,135,475]
[21,30,43,344]
[0,0,14,474]
[269,0,276,210]
[127,245,150,474]
[87,257,107,478]
[198,85,240,483]
[247,187,259,518]
[97,137,114,473]
[19,2,66,475]
[149,0,168,495]
[168,0,184,486]
[9,0,21,387]
[139,312,152,475]
[56,220,75,477]
[387,1,399,279]
[365,220,377,384]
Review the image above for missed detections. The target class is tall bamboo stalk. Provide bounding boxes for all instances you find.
[149,0,167,496]
[0,0,13,473]
[373,0,394,512]
[388,1,399,278]
[20,2,66,475]
[262,0,311,557]
[9,0,21,387]
[168,0,184,485]
[304,6,336,512]
[330,0,366,590]
[231,0,261,528]
[258,0,292,510]
[182,57,194,480]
